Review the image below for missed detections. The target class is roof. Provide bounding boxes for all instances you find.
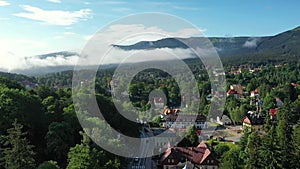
[165,114,206,122]
[269,108,277,115]
[227,89,237,95]
[163,108,180,115]
[291,83,298,87]
[242,116,251,125]
[161,141,213,166]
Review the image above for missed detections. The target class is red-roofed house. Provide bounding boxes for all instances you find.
[291,83,298,87]
[160,141,219,169]
[227,85,244,99]
[269,108,278,120]
[242,116,252,129]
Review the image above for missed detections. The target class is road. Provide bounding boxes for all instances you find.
[128,126,156,169]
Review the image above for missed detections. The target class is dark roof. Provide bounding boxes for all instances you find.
[165,114,206,122]
[242,115,264,125]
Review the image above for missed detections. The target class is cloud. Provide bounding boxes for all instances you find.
[102,24,204,45]
[24,54,79,68]
[0,41,79,71]
[0,24,206,71]
[14,5,92,26]
[104,1,126,5]
[0,0,10,6]
[80,24,206,66]
[47,0,61,3]
[0,39,48,71]
[243,37,260,48]
[173,6,199,11]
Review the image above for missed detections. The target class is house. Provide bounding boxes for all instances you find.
[163,114,207,129]
[21,80,38,90]
[109,79,119,92]
[163,108,180,116]
[291,83,298,87]
[153,97,165,109]
[160,141,219,169]
[250,88,259,98]
[242,114,264,130]
[275,97,283,107]
[216,115,232,125]
[227,85,243,99]
[152,129,179,154]
[213,68,225,77]
[269,108,278,120]
[242,116,252,129]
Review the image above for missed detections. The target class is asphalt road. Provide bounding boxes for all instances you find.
[128,126,156,169]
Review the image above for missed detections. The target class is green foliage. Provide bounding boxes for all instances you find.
[276,103,294,169]
[0,120,36,169]
[66,144,91,169]
[220,147,243,169]
[292,120,300,169]
[186,125,199,146]
[37,161,60,169]
[244,131,261,169]
[214,143,230,159]
[46,122,75,162]
[259,124,280,169]
[66,132,124,169]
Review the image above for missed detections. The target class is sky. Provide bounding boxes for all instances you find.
[0,0,299,71]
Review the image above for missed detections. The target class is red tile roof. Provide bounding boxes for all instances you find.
[269,108,277,116]
[242,116,251,125]
[161,141,213,166]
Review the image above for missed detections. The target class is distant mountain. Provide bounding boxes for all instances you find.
[112,38,190,50]
[114,26,300,58]
[4,26,300,76]
[257,26,300,56]
[34,51,79,59]
[11,51,80,75]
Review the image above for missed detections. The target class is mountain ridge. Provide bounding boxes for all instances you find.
[2,26,300,75]
[114,26,300,58]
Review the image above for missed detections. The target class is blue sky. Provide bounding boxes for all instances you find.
[0,0,299,70]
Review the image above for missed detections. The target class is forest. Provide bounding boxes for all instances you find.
[0,57,300,168]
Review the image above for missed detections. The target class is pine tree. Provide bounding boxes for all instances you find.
[259,124,279,169]
[292,120,300,169]
[276,102,294,169]
[0,120,36,169]
[244,131,261,169]
[220,147,243,169]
